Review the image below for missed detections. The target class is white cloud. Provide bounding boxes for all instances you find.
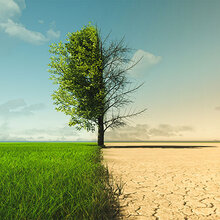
[105,123,194,141]
[128,49,162,76]
[0,0,21,21]
[16,0,26,9]
[148,124,193,137]
[0,99,46,118]
[24,125,77,137]
[105,124,150,141]
[0,122,27,141]
[46,28,61,40]
[0,19,48,44]
[0,0,60,44]
[0,123,84,142]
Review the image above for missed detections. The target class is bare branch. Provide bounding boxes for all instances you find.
[104,108,147,131]
[104,55,143,86]
[105,82,144,108]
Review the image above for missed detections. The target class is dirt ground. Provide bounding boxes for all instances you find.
[102,142,220,220]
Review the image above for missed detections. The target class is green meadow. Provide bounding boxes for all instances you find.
[0,142,119,219]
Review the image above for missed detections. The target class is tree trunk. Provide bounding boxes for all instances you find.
[97,116,105,147]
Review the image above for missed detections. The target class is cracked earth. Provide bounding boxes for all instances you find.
[103,143,220,220]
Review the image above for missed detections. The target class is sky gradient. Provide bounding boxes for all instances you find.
[0,0,220,141]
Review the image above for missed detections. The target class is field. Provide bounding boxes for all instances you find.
[0,142,118,219]
[103,142,220,219]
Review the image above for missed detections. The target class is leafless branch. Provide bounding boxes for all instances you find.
[103,108,147,131]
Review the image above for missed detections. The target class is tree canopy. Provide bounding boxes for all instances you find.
[48,24,145,146]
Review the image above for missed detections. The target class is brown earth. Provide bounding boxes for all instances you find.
[102,142,220,220]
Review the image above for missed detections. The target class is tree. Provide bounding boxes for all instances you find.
[48,24,146,147]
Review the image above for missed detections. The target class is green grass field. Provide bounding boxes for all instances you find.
[0,142,119,219]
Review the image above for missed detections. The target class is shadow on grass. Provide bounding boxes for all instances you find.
[104,145,216,149]
[102,165,125,220]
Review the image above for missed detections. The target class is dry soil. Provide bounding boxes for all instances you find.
[103,142,220,220]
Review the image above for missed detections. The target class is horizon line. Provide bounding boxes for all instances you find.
[0,140,219,143]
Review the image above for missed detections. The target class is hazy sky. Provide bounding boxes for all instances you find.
[0,0,220,141]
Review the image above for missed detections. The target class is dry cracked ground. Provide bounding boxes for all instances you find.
[103,143,220,220]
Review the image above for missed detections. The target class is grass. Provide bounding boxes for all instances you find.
[0,142,121,219]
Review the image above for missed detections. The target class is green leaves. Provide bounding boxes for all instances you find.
[48,24,104,132]
[48,23,145,137]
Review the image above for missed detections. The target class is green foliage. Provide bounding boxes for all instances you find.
[0,142,119,219]
[48,23,145,141]
[49,24,105,131]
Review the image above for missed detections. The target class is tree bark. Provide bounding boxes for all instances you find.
[97,116,105,147]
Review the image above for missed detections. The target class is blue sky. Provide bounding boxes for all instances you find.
[0,0,220,141]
